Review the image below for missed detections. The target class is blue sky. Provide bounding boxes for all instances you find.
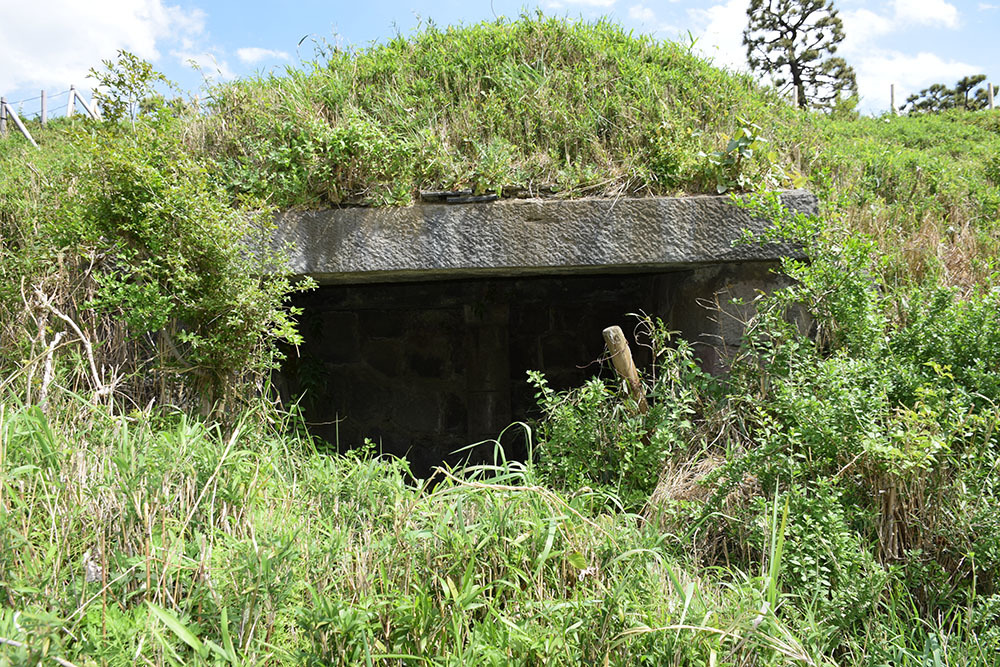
[1,0,996,116]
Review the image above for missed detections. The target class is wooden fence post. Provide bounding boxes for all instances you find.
[990,83,995,110]
[2,101,40,149]
[67,85,76,117]
[0,97,7,136]
[77,95,100,120]
[890,84,896,114]
[602,325,648,414]
[40,90,47,126]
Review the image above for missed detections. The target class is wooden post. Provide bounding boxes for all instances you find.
[67,85,76,117]
[990,83,995,110]
[40,90,46,126]
[0,97,6,136]
[602,325,648,414]
[4,102,39,149]
[77,95,99,120]
[890,84,896,114]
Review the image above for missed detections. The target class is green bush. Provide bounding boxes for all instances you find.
[0,53,307,410]
[752,485,886,635]
[709,195,1000,620]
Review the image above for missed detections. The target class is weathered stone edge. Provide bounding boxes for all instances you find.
[274,190,816,283]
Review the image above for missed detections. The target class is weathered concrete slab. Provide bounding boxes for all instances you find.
[275,190,816,283]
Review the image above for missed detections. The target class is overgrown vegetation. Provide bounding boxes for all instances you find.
[2,13,1000,666]
[195,14,802,206]
[810,110,1000,289]
[0,399,827,665]
[528,192,1000,663]
[0,54,306,414]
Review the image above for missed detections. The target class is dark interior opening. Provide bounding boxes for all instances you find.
[276,264,778,476]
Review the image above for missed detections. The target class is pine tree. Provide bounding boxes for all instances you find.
[905,74,994,113]
[744,0,857,110]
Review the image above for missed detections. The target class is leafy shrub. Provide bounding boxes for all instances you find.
[0,53,307,411]
[708,195,1000,612]
[746,484,886,634]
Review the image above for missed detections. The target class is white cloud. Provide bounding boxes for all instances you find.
[852,51,979,111]
[624,3,678,34]
[236,47,290,64]
[838,0,969,111]
[978,2,999,8]
[689,0,976,114]
[840,8,895,52]
[844,0,961,35]
[0,0,206,93]
[688,0,748,71]
[628,4,656,22]
[891,0,960,28]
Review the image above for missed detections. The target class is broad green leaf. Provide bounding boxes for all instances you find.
[566,551,588,570]
[147,602,206,658]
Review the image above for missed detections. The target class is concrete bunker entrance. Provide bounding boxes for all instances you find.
[280,263,779,475]
[271,190,816,474]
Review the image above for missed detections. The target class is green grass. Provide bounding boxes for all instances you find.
[809,110,1000,288]
[193,14,803,206]
[0,395,826,666]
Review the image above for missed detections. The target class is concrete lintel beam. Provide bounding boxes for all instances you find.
[274,190,816,284]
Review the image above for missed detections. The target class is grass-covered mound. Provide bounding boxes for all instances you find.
[197,14,801,206]
[0,15,812,414]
